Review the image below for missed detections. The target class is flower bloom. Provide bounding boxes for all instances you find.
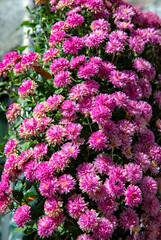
[78,209,98,232]
[38,216,57,238]
[13,205,31,228]
[93,217,114,240]
[21,52,40,70]
[50,57,69,74]
[53,70,72,88]
[6,103,21,123]
[46,125,66,145]
[58,174,76,194]
[18,80,37,99]
[44,196,63,218]
[63,36,84,54]
[43,48,60,63]
[67,194,87,219]
[120,208,139,231]
[125,185,142,207]
[88,131,107,151]
[4,139,19,157]
[66,13,84,28]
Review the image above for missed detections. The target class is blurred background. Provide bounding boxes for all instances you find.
[0,0,161,239]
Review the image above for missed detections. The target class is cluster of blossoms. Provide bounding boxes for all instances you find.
[1,0,161,239]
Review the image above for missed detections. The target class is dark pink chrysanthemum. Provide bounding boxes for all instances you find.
[49,151,70,172]
[53,70,72,88]
[125,163,142,184]
[36,161,54,181]
[77,62,99,79]
[39,177,59,197]
[70,55,86,69]
[93,217,114,240]
[88,131,107,151]
[79,173,101,195]
[63,36,84,54]
[38,215,57,238]
[120,208,139,231]
[13,205,31,228]
[125,185,142,207]
[46,125,66,145]
[78,209,98,232]
[77,234,94,240]
[44,196,63,218]
[66,13,84,28]
[67,194,87,219]
[23,160,38,182]
[49,30,66,47]
[21,52,40,70]
[18,80,37,100]
[6,103,21,123]
[33,142,48,160]
[50,57,69,74]
[141,176,158,197]
[93,154,113,174]
[43,48,60,63]
[4,139,19,157]
[58,174,76,194]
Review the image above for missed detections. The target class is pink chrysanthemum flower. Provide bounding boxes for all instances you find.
[114,4,135,22]
[90,104,111,124]
[49,151,70,172]
[149,144,161,165]
[79,173,101,195]
[36,161,54,181]
[109,165,126,183]
[50,57,69,74]
[60,99,79,117]
[46,125,66,145]
[4,154,18,176]
[88,131,107,151]
[21,52,40,70]
[6,103,21,123]
[141,176,158,197]
[18,80,37,100]
[77,234,94,240]
[154,91,161,108]
[142,195,160,217]
[105,177,125,198]
[77,62,99,79]
[66,6,82,15]
[85,0,104,13]
[51,21,68,33]
[49,30,66,47]
[33,101,48,118]
[65,123,82,140]
[125,163,142,184]
[78,209,98,232]
[63,36,84,54]
[46,94,64,111]
[66,13,84,28]
[120,208,139,231]
[90,19,110,32]
[43,48,60,63]
[67,194,87,219]
[44,196,63,218]
[54,70,72,88]
[39,177,59,197]
[85,30,108,48]
[13,62,25,76]
[70,55,86,69]
[0,194,11,215]
[38,215,57,238]
[98,195,118,215]
[33,142,48,160]
[93,154,113,175]
[3,51,21,64]
[76,163,95,179]
[61,142,80,159]
[58,174,76,194]
[4,139,19,157]
[125,185,142,207]
[112,91,129,108]
[23,160,38,182]
[13,205,31,228]
[17,149,33,170]
[93,217,114,240]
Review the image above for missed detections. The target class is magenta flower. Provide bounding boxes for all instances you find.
[88,131,107,151]
[38,215,57,238]
[58,174,76,194]
[14,205,31,228]
[125,185,142,207]
[120,208,139,231]
[67,194,87,219]
[6,103,21,123]
[78,209,98,232]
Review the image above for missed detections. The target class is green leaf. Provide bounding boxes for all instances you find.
[23,191,35,200]
[20,20,37,28]
[16,46,28,53]
[20,142,31,151]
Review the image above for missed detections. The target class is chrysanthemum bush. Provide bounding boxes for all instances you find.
[0,0,161,239]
